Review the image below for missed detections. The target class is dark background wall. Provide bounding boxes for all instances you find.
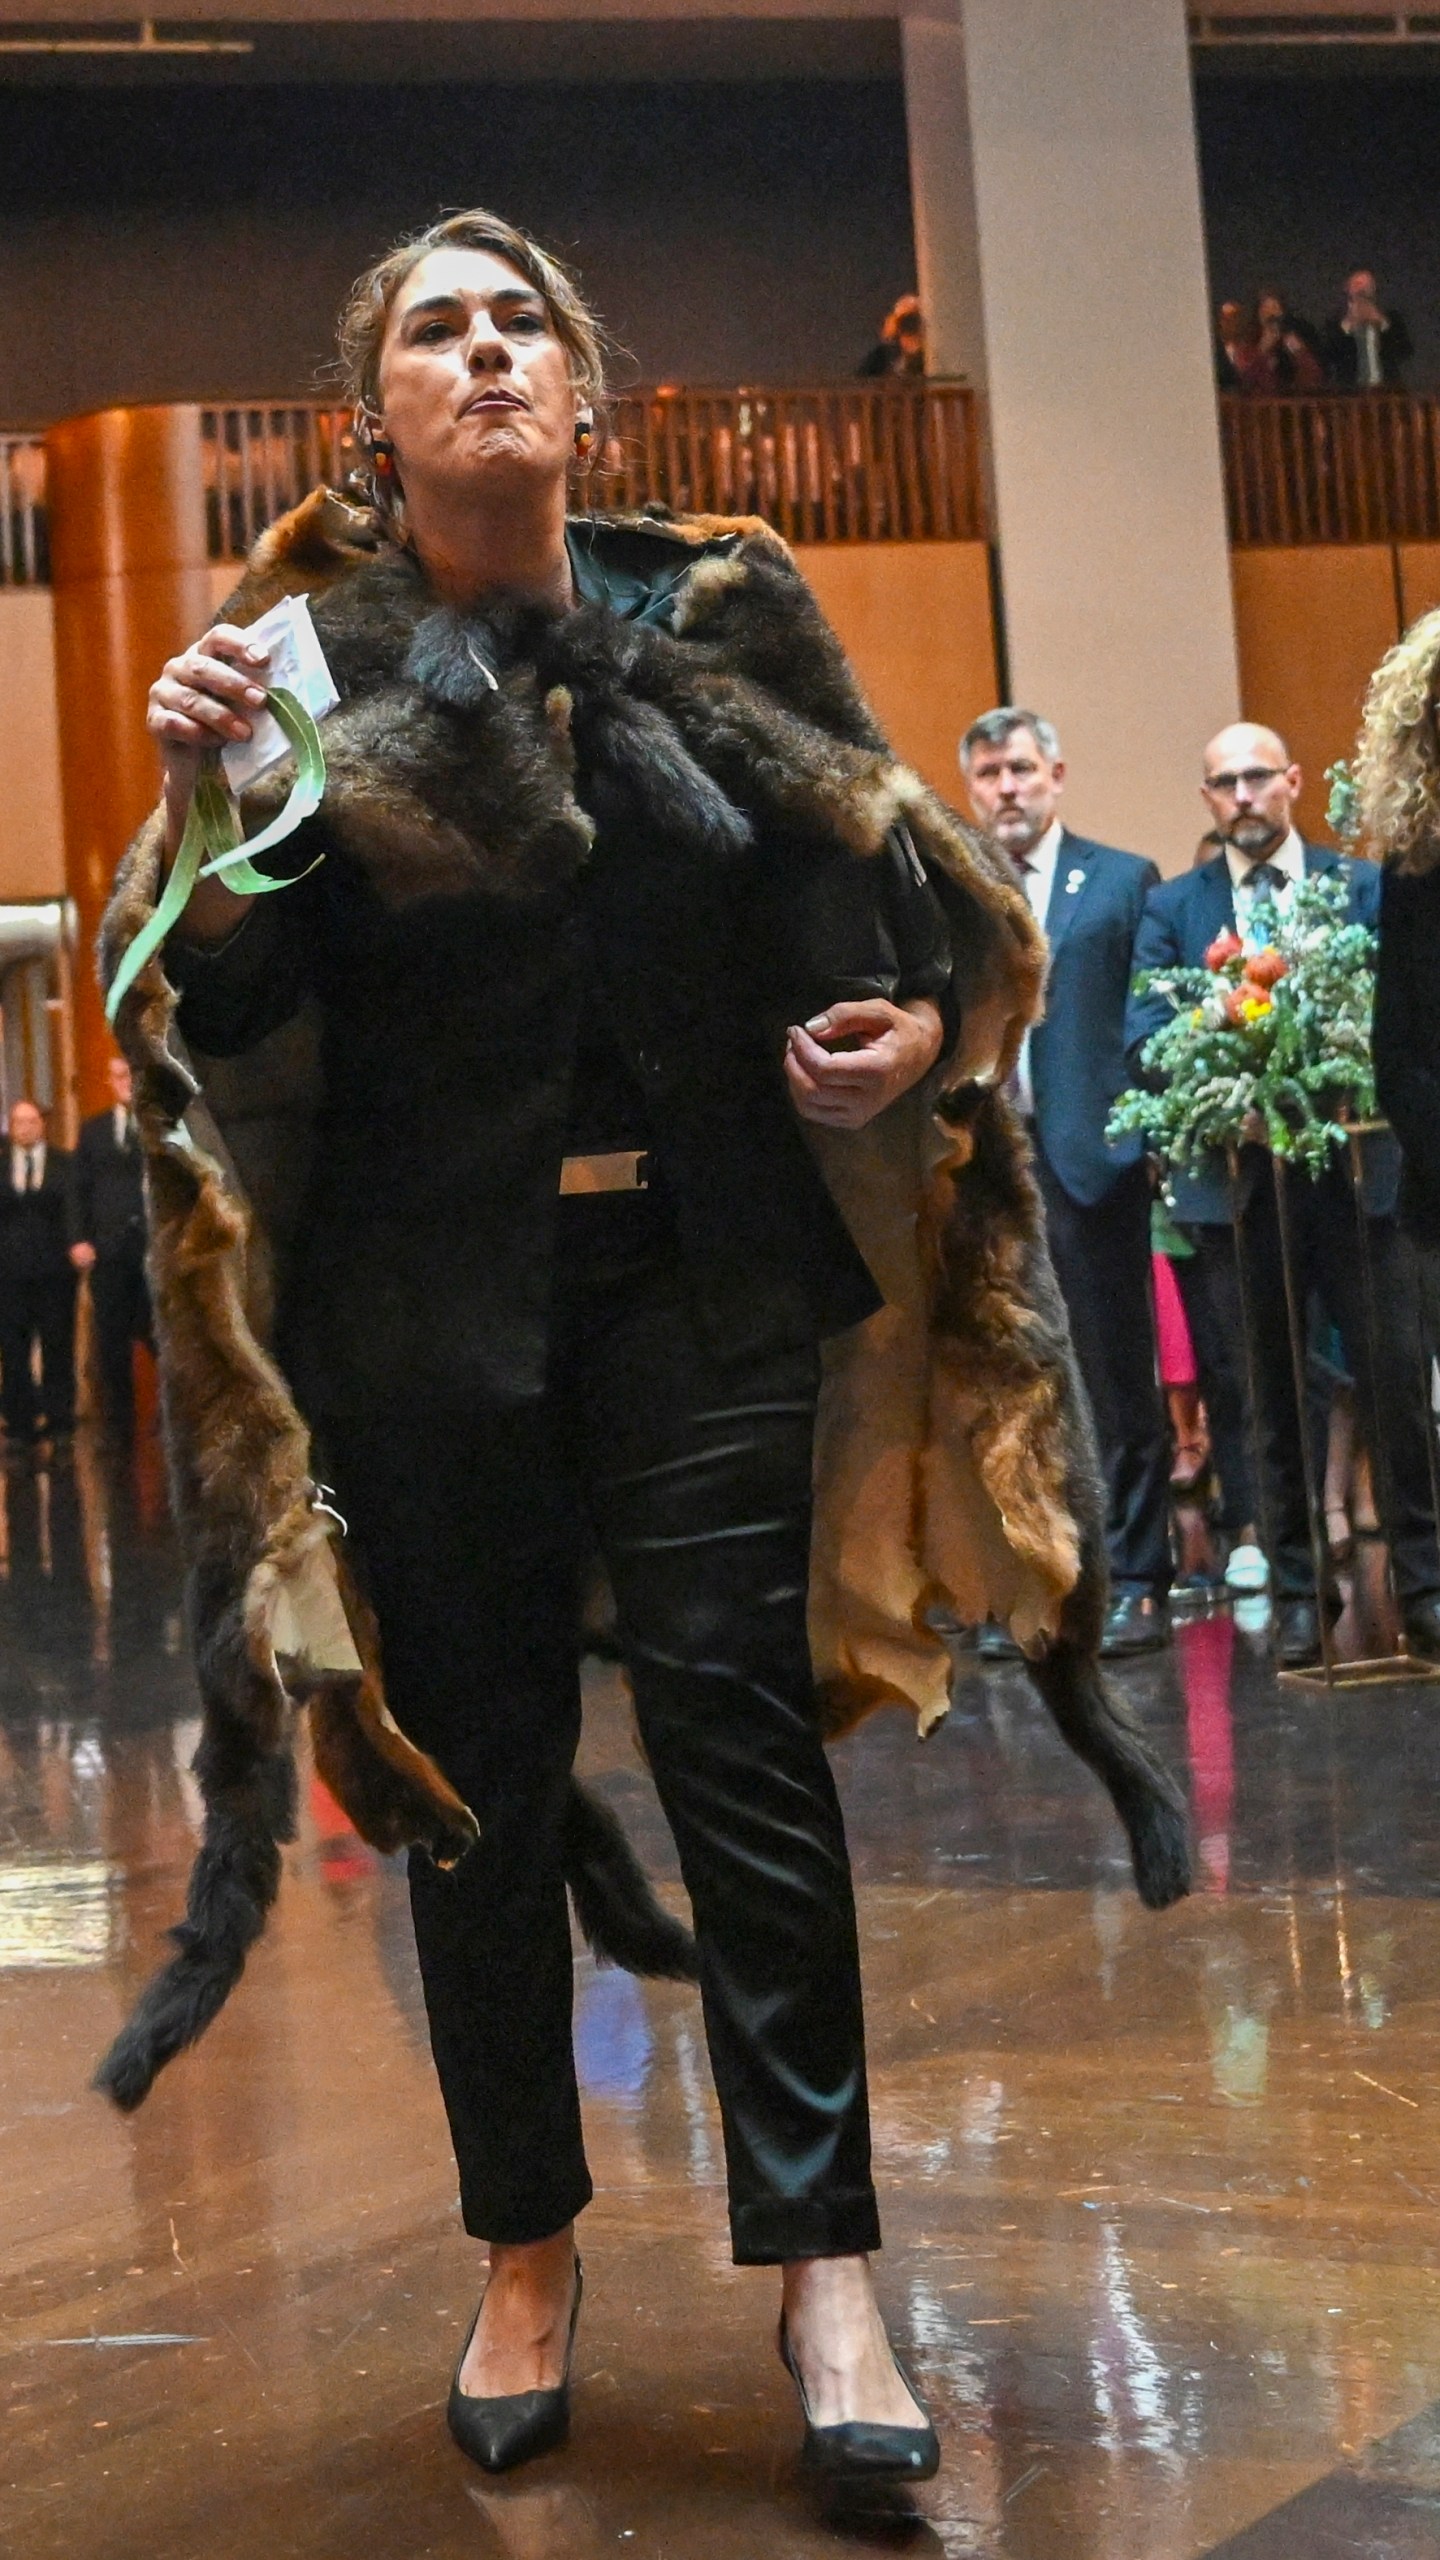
[1196,69,1440,389]
[0,79,915,425]
[7,62,1437,425]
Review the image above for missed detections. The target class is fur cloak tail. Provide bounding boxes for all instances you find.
[95,1756,696,2114]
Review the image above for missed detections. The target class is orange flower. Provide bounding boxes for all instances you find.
[1225,981,1273,1026]
[1246,946,1287,989]
[1205,928,1243,972]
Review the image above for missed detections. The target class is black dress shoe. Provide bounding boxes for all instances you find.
[1402,1596,1440,1662]
[1099,1592,1170,1657]
[777,2316,940,2485]
[976,1622,1021,1662]
[447,2257,582,2475]
[1275,1595,1340,1668]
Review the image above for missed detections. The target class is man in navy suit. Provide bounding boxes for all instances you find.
[1128,721,1440,1667]
[962,709,1172,1655]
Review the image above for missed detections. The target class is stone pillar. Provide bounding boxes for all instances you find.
[901,16,987,387]
[45,404,212,1115]
[902,0,1239,863]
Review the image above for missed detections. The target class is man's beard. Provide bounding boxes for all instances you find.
[1227,812,1286,860]
[987,810,1046,861]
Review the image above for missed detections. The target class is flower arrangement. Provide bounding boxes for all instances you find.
[1107,871,1377,1177]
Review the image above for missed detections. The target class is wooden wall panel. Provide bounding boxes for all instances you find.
[0,592,65,901]
[792,541,997,804]
[1397,545,1440,629]
[46,405,213,1114]
[1230,547,1400,847]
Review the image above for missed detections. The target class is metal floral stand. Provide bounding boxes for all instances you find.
[1226,1122,1440,1690]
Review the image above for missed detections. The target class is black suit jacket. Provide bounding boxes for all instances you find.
[1127,844,1393,1224]
[1322,307,1413,389]
[1373,859,1440,1244]
[0,1147,76,1289]
[73,1108,146,1258]
[1028,829,1161,1207]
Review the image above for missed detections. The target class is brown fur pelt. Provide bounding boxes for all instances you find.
[95,493,1188,2106]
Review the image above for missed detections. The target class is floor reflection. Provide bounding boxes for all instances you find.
[3,1439,1440,2556]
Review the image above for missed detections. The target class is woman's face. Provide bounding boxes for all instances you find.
[376,246,580,503]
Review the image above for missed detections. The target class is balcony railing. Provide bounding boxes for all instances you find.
[0,386,988,585]
[15,388,1440,585]
[1220,391,1440,545]
[201,383,986,557]
[0,437,47,586]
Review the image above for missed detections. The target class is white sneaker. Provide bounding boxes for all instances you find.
[1224,1542,1270,1594]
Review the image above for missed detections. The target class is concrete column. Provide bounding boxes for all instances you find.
[901,16,987,387]
[45,404,212,1113]
[903,0,1239,864]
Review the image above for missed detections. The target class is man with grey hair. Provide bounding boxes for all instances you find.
[961,709,1171,1656]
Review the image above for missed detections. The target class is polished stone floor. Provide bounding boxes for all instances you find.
[4,1430,1440,2557]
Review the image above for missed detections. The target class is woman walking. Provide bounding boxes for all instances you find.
[99,209,1187,2488]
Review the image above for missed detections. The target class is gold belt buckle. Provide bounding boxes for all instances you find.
[558,1149,650,1197]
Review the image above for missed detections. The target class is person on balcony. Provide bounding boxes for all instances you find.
[1127,722,1440,1669]
[105,205,1185,2491]
[1215,300,1253,390]
[1322,270,1412,390]
[857,294,926,378]
[960,710,1173,1658]
[1235,292,1325,395]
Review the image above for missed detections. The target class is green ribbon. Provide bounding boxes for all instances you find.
[105,685,327,1026]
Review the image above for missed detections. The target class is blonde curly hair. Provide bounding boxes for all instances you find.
[1354,606,1440,872]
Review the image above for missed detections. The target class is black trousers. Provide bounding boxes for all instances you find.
[1190,1169,1440,1604]
[322,1194,879,2264]
[0,1274,77,1440]
[1034,1153,1172,1597]
[90,1249,152,1440]
[1170,1242,1257,1540]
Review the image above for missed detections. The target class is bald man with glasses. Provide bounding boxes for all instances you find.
[1127,722,1440,1668]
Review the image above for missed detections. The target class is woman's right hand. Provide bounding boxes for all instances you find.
[148,623,270,834]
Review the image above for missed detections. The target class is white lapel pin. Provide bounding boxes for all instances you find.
[1064,866,1086,896]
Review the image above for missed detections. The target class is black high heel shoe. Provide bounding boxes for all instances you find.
[447,2256,583,2474]
[777,2314,940,2485]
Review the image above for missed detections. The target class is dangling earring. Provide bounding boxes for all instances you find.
[371,438,397,478]
[574,416,595,458]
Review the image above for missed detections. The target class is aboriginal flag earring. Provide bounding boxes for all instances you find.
[574,415,595,457]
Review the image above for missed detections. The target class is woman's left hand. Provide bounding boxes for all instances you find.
[784,998,943,1129]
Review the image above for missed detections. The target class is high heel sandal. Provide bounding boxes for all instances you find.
[447,2255,583,2474]
[777,2315,940,2485]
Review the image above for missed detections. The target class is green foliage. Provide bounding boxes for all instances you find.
[1325,758,1360,844]
[1107,872,1377,1180]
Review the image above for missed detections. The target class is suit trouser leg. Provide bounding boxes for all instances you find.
[322,1395,593,2248]
[90,1255,145,1437]
[1035,1155,1172,1596]
[0,1291,38,1442]
[1213,1180,1321,1598]
[1180,1231,1259,1539]
[1307,1189,1440,1607]
[35,1278,77,1433]
[566,1210,877,2265]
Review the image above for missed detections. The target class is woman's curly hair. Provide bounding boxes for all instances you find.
[1354,606,1440,872]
